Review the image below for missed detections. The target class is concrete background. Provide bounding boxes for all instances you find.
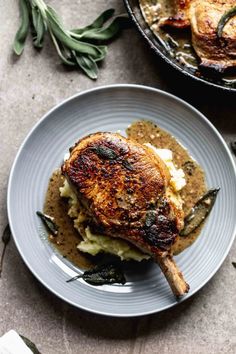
[0,1,236,353]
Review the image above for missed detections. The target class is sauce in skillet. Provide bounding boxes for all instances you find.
[43,120,206,268]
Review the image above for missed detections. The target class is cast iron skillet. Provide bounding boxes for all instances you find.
[124,0,236,92]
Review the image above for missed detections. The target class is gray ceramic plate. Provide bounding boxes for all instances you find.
[8,85,236,317]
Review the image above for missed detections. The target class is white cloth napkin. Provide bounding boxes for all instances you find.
[0,330,33,354]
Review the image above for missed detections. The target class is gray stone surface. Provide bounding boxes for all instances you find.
[0,1,236,353]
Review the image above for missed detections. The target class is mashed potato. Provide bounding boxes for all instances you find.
[60,146,186,261]
[60,179,150,261]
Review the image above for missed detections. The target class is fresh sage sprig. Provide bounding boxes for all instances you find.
[13,0,130,79]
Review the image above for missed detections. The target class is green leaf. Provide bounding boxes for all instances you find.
[217,6,236,38]
[92,45,107,62]
[0,224,11,277]
[73,53,98,79]
[50,30,76,66]
[13,0,30,55]
[145,210,156,228]
[20,335,41,354]
[66,263,126,285]
[180,189,220,237]
[71,15,130,41]
[1,224,11,245]
[91,145,118,159]
[46,6,104,58]
[36,211,58,236]
[31,5,45,48]
[71,8,115,35]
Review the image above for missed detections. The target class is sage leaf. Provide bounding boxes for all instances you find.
[92,145,118,160]
[13,0,30,55]
[46,7,103,58]
[122,160,134,171]
[31,5,45,48]
[145,210,156,228]
[87,8,115,29]
[67,263,126,286]
[36,211,58,236]
[73,53,98,79]
[50,30,76,66]
[20,335,41,354]
[71,8,115,35]
[0,224,11,277]
[13,1,130,79]
[180,188,220,236]
[92,45,107,62]
[217,6,236,38]
[72,15,130,41]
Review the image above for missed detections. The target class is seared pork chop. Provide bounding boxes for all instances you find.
[159,0,191,28]
[190,0,236,71]
[62,132,189,296]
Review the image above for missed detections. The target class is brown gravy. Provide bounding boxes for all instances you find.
[44,120,206,268]
[44,170,94,269]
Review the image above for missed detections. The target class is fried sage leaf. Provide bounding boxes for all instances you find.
[217,7,236,38]
[122,159,134,171]
[20,335,41,354]
[180,188,220,237]
[145,210,156,228]
[36,211,58,236]
[67,263,126,286]
[93,146,118,160]
[0,224,11,277]
[13,0,30,55]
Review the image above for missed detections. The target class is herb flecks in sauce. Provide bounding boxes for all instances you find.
[67,263,126,285]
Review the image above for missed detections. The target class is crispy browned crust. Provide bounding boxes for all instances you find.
[62,132,183,256]
[190,0,236,71]
[159,0,191,29]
